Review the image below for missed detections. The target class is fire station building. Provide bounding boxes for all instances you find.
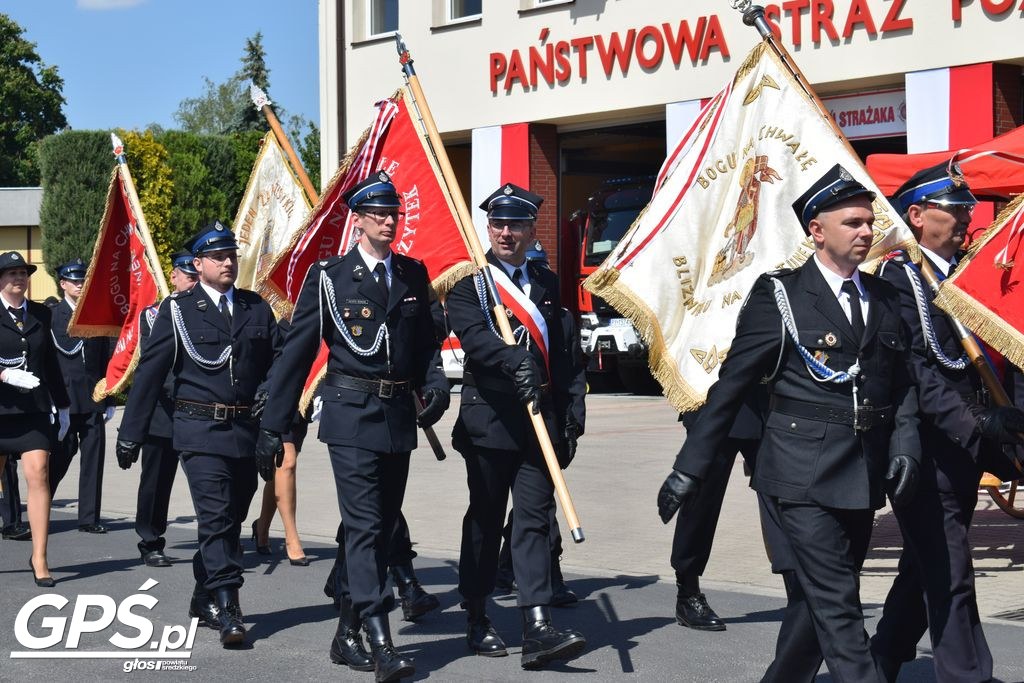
[318,0,1024,286]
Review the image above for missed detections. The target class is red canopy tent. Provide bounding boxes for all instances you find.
[866,124,1024,199]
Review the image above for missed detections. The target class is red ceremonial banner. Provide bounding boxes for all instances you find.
[264,87,472,411]
[70,166,161,400]
[935,194,1024,369]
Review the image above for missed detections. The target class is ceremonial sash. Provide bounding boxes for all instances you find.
[488,264,549,370]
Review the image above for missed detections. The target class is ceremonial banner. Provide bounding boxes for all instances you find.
[934,194,1024,368]
[235,132,312,318]
[70,166,161,400]
[585,41,917,412]
[265,86,472,409]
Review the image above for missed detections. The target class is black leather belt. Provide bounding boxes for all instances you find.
[174,400,252,422]
[324,373,411,399]
[770,396,894,432]
[462,371,515,394]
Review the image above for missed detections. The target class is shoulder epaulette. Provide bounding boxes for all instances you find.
[170,288,193,299]
[317,255,345,270]
[762,267,795,278]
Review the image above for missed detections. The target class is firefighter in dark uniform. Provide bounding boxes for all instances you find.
[255,171,448,682]
[116,222,281,647]
[120,250,197,567]
[48,258,114,533]
[446,183,586,669]
[658,164,923,683]
[871,162,1024,682]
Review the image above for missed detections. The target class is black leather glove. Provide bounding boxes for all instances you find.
[558,422,579,469]
[115,439,142,471]
[657,470,701,523]
[251,389,269,420]
[885,454,919,507]
[974,406,1024,445]
[416,388,449,428]
[509,355,544,414]
[254,429,284,482]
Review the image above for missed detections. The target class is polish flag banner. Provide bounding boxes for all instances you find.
[935,194,1024,368]
[69,166,161,400]
[264,87,472,410]
[488,265,549,370]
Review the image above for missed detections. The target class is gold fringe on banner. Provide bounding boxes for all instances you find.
[91,341,142,401]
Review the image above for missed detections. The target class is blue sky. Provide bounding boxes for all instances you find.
[2,0,319,131]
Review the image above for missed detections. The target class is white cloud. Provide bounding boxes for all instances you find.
[77,0,145,10]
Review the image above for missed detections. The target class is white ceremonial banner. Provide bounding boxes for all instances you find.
[234,132,313,316]
[585,40,917,413]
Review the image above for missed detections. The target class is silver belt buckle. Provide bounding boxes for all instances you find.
[378,381,394,399]
[213,403,229,421]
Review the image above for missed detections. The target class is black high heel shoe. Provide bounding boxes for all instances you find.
[288,555,310,567]
[30,558,55,588]
[251,521,272,555]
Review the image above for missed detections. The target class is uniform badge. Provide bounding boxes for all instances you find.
[361,307,372,319]
[503,184,513,195]
[813,350,829,364]
[350,324,363,337]
[196,299,208,311]
[839,167,853,182]
[342,307,351,319]
[505,307,513,319]
[378,170,390,183]
[352,264,365,281]
[319,260,328,267]
[823,332,838,347]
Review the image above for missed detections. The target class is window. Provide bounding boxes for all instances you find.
[369,0,398,36]
[519,0,574,11]
[449,0,481,20]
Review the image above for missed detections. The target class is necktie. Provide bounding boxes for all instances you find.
[374,263,390,304]
[218,294,232,326]
[840,280,864,342]
[7,306,23,330]
[512,268,525,292]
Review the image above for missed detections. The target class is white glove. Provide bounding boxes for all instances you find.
[1,368,40,389]
[57,408,71,441]
[104,406,116,423]
[310,396,323,422]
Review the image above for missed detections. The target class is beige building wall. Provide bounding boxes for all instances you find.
[0,189,57,302]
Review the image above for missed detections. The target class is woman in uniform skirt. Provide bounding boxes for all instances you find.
[0,252,71,586]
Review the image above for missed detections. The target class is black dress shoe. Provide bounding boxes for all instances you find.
[250,520,271,555]
[520,606,586,670]
[675,592,726,631]
[329,597,374,671]
[188,592,221,630]
[362,613,415,682]
[78,524,107,534]
[3,524,31,540]
[29,558,55,588]
[390,563,440,621]
[550,562,578,606]
[142,550,173,568]
[465,598,508,657]
[288,555,310,566]
[213,588,246,647]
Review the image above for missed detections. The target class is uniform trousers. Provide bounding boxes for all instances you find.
[135,436,180,554]
[328,445,410,618]
[179,451,258,592]
[458,445,555,607]
[49,411,105,525]
[497,506,561,575]
[0,456,23,529]
[329,510,418,597]
[774,501,881,683]
[872,482,991,682]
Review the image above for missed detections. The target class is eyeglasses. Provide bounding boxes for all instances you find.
[488,220,532,234]
[201,251,237,264]
[360,209,405,221]
[923,202,975,217]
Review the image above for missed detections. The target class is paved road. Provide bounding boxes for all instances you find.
[1,393,1022,681]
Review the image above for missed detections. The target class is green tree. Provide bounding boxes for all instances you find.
[0,14,67,186]
[230,32,271,133]
[172,73,246,136]
[288,115,321,192]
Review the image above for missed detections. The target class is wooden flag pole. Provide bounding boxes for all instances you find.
[395,34,585,543]
[250,84,320,204]
[111,134,169,298]
[736,3,1021,473]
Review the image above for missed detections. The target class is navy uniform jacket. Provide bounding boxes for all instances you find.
[676,259,921,510]
[878,251,1020,491]
[260,250,446,453]
[0,301,69,415]
[51,298,113,413]
[118,286,281,457]
[446,251,573,452]
[126,305,173,441]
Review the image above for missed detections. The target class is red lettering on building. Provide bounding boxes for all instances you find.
[842,0,877,38]
[881,0,913,30]
[811,0,840,43]
[635,25,665,70]
[782,0,810,46]
[662,18,706,65]
[595,28,635,76]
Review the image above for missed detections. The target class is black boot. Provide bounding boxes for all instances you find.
[675,573,725,631]
[329,596,374,671]
[323,564,341,610]
[465,598,508,657]
[549,557,578,607]
[362,613,415,682]
[520,605,586,670]
[390,562,440,621]
[213,587,246,647]
[188,587,221,630]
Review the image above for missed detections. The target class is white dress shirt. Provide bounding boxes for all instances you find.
[813,255,870,327]
[919,245,958,278]
[199,282,234,316]
[496,258,531,298]
[358,244,393,289]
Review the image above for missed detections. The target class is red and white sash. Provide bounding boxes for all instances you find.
[488,264,549,370]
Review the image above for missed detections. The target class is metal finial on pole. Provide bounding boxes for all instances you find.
[249,83,272,111]
[740,4,774,40]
